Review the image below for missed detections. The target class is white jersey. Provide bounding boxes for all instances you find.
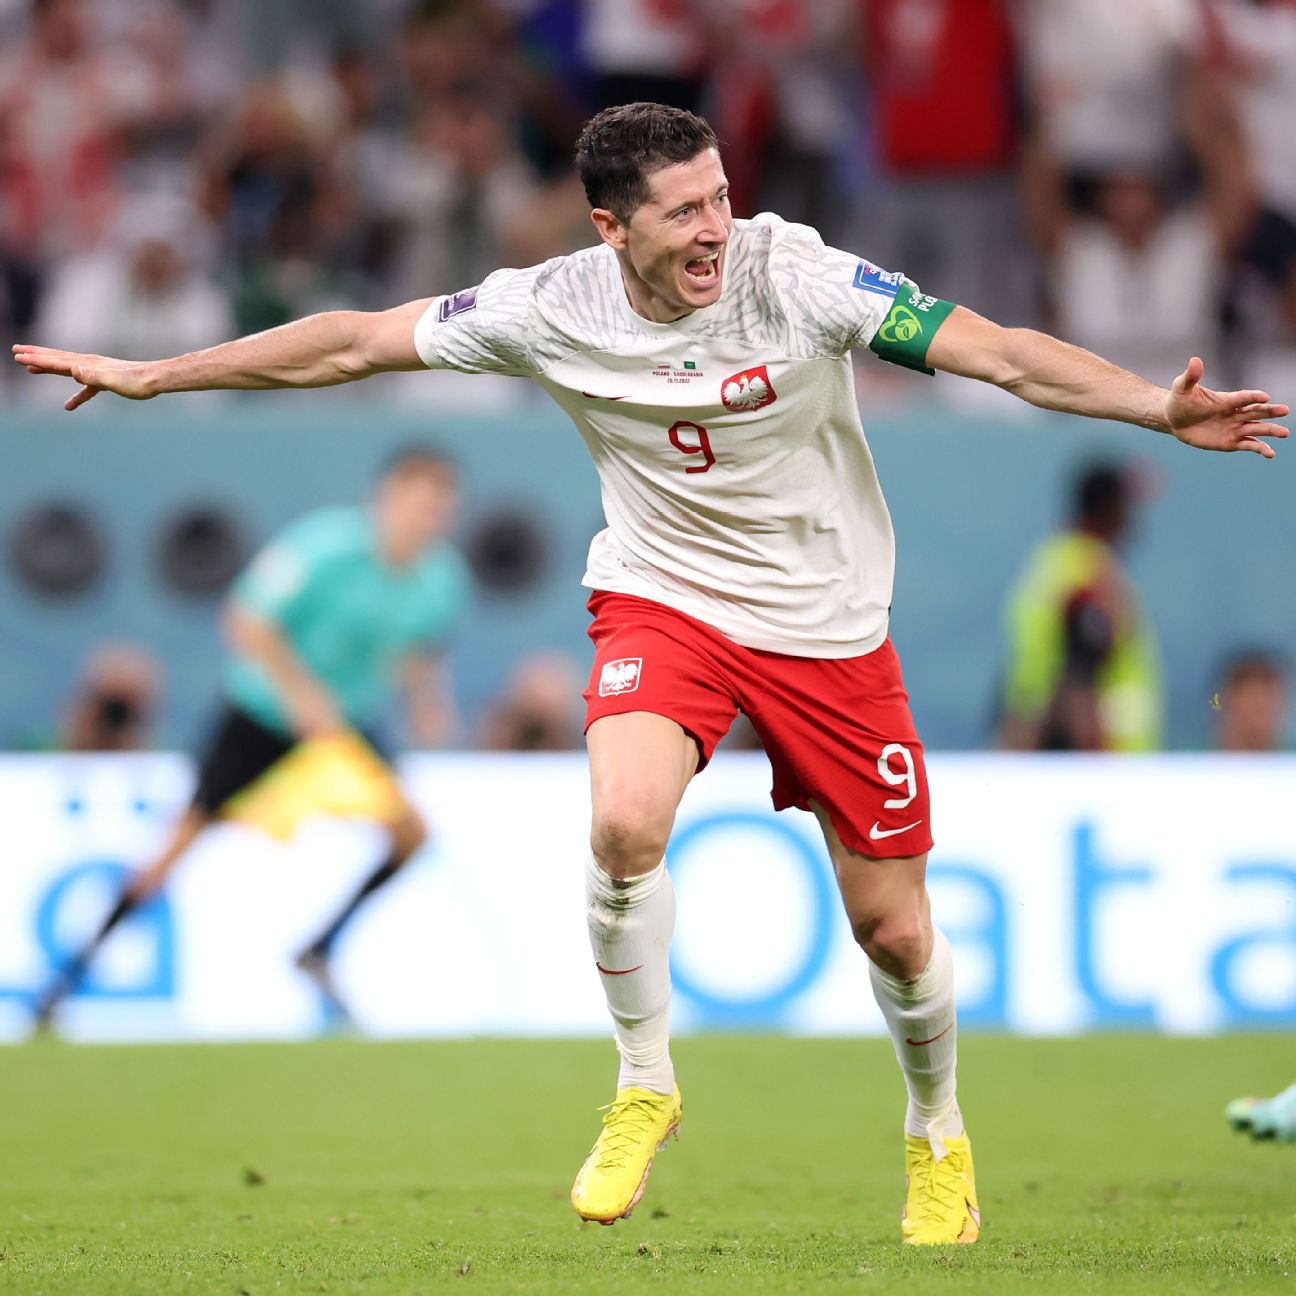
[413,214,920,658]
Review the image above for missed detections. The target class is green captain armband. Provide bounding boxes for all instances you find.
[868,282,956,375]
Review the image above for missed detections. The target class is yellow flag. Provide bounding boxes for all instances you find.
[224,732,405,842]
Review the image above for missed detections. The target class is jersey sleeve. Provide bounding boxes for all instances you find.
[763,216,955,372]
[412,265,541,377]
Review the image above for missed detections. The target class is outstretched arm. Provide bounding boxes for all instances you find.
[11,298,433,412]
[927,307,1290,457]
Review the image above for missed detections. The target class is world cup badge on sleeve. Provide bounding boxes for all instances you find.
[438,286,480,322]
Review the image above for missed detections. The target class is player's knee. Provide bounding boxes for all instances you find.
[590,797,672,877]
[853,912,927,972]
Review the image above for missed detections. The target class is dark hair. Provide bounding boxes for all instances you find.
[1217,648,1288,690]
[575,102,720,221]
[1073,463,1129,526]
[379,444,456,482]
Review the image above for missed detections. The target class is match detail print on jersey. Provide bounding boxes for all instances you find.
[867,281,956,375]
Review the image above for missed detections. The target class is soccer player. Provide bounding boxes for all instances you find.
[14,103,1288,1244]
[31,447,468,1027]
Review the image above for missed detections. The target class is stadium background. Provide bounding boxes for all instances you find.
[1,1,1293,1040]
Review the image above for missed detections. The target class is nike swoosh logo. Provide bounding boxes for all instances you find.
[580,391,628,400]
[904,1024,952,1047]
[869,818,924,840]
[595,962,643,976]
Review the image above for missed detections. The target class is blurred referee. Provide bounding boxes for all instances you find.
[34,446,470,1028]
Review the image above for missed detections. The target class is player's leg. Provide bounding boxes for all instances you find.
[294,794,427,1015]
[588,710,698,1082]
[297,797,426,966]
[815,809,978,1245]
[34,705,293,1029]
[33,806,210,1026]
[815,810,959,1133]
[292,728,428,1010]
[740,638,977,1243]
[572,593,738,1224]
[572,711,696,1224]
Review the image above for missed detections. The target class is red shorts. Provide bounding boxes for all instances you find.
[582,591,933,858]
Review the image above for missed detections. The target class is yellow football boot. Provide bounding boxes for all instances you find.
[570,1085,682,1224]
[901,1130,981,1245]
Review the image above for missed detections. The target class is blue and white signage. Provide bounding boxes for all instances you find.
[1,753,1292,1041]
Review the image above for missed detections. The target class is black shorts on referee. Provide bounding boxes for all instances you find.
[190,703,390,815]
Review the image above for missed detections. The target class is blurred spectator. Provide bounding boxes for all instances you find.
[111,0,239,191]
[479,650,585,750]
[861,0,1025,321]
[34,190,233,363]
[706,0,856,235]
[998,463,1165,752]
[237,0,386,78]
[0,0,162,339]
[501,0,590,179]
[5,0,1292,417]
[201,80,351,334]
[58,641,162,752]
[1049,170,1227,383]
[1020,1,1242,379]
[1212,0,1296,374]
[1020,0,1203,182]
[305,46,399,305]
[384,91,557,296]
[1212,648,1290,750]
[580,0,708,114]
[401,0,503,110]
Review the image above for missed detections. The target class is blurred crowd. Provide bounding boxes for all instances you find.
[3,0,1296,405]
[4,0,1293,756]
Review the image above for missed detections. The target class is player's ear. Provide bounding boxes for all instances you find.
[590,207,629,251]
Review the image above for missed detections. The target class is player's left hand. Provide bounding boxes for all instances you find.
[1164,357,1289,458]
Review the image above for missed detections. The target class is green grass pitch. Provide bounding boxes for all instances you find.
[2,1035,1293,1294]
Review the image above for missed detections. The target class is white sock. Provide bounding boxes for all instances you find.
[585,856,675,1095]
[869,927,963,1156]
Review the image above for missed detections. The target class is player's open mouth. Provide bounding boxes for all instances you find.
[684,253,720,288]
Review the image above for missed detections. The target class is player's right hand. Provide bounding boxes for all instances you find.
[10,344,158,411]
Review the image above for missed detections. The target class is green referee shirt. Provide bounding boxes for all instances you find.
[223,507,470,736]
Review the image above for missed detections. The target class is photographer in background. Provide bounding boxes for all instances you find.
[59,642,163,751]
[11,641,164,753]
